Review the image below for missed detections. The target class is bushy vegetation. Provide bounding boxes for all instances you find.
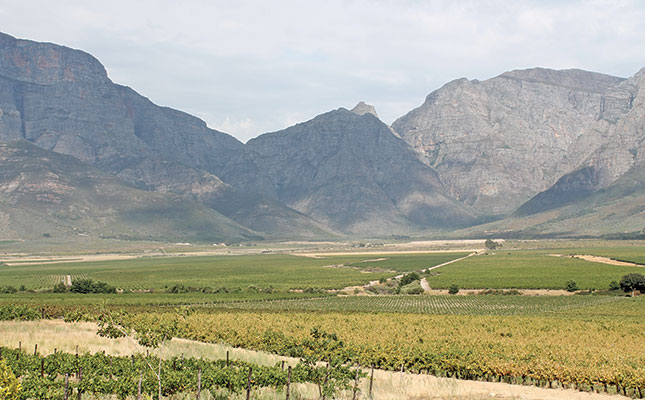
[0,344,356,400]
[565,280,579,292]
[620,273,645,296]
[448,284,459,295]
[0,359,21,400]
[68,279,116,294]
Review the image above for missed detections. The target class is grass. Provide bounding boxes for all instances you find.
[426,250,644,289]
[0,253,469,291]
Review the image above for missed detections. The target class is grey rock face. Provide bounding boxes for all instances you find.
[351,101,378,118]
[392,68,629,215]
[0,32,241,197]
[0,32,330,238]
[221,109,475,235]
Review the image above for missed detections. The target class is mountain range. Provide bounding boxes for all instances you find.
[0,32,642,241]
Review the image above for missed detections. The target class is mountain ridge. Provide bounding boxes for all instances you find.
[0,31,643,240]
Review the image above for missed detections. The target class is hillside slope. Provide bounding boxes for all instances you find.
[0,141,259,242]
[0,31,330,238]
[221,108,476,235]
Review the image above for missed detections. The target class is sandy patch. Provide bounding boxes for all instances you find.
[295,249,484,257]
[573,254,644,267]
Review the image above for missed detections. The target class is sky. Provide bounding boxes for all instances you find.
[1,0,644,142]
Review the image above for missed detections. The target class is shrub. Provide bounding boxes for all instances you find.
[565,280,579,292]
[0,359,21,400]
[619,273,645,296]
[484,239,500,250]
[53,282,68,293]
[609,280,620,291]
[0,286,17,294]
[69,279,116,294]
[406,286,424,295]
[398,272,420,287]
[448,284,459,295]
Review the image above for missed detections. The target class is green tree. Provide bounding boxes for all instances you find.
[398,272,420,287]
[484,239,499,250]
[0,359,21,400]
[619,273,645,296]
[448,284,459,295]
[565,280,579,292]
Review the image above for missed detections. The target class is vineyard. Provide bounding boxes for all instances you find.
[0,253,469,291]
[211,293,625,315]
[100,297,645,398]
[2,242,645,399]
[425,251,644,289]
[0,345,358,400]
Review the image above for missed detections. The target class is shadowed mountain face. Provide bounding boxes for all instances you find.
[221,109,476,235]
[0,141,260,242]
[0,32,241,195]
[0,32,331,239]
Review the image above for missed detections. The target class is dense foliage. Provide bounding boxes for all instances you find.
[0,346,356,400]
[0,359,21,400]
[620,273,645,295]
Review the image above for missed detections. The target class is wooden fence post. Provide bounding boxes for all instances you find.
[352,365,360,400]
[226,351,230,367]
[369,364,374,399]
[196,368,201,400]
[246,367,253,400]
[78,366,83,400]
[64,373,69,400]
[41,359,44,378]
[285,366,291,400]
[18,341,21,353]
[34,343,38,356]
[137,372,142,400]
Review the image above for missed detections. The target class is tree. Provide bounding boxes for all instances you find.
[609,280,620,291]
[0,359,21,400]
[448,284,459,295]
[398,272,420,287]
[565,280,579,292]
[484,239,499,250]
[619,273,645,296]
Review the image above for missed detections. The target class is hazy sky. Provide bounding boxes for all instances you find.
[1,0,644,142]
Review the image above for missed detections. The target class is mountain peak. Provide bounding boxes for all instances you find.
[498,67,624,94]
[351,101,378,118]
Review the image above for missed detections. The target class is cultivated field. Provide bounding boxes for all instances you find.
[0,239,644,399]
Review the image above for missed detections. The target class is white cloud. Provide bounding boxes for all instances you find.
[0,0,644,141]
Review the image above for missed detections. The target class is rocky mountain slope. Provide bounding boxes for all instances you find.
[0,32,330,238]
[459,162,645,237]
[392,68,630,215]
[0,141,259,241]
[220,107,476,235]
[0,31,642,239]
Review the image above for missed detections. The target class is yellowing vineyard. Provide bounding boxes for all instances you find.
[118,300,645,397]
